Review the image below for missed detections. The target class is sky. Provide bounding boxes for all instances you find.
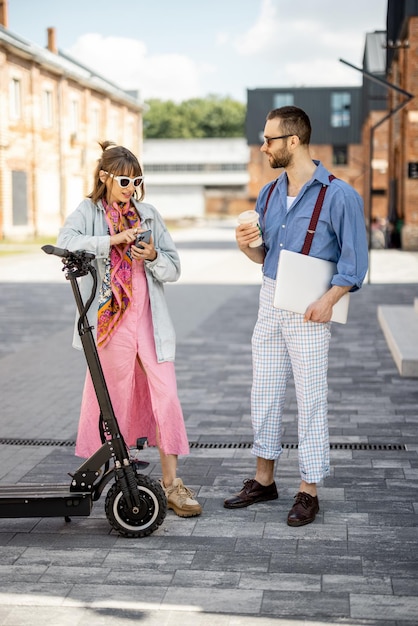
[7,0,388,103]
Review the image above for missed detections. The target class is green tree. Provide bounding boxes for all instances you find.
[143,96,246,139]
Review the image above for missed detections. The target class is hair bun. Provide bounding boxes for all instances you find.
[99,140,116,152]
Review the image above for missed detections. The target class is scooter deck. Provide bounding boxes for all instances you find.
[0,484,93,518]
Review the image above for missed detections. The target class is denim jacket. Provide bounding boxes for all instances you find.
[57,198,180,362]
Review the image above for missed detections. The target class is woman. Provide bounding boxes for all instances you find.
[57,141,201,518]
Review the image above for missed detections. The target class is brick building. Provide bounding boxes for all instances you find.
[385,0,418,250]
[0,1,143,240]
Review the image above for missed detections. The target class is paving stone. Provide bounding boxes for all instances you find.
[362,558,418,578]
[0,581,73,605]
[105,569,174,587]
[0,563,46,582]
[191,551,270,573]
[269,554,363,576]
[162,587,263,615]
[350,593,418,621]
[322,574,393,594]
[239,572,320,592]
[172,569,240,588]
[103,549,196,572]
[62,582,166,606]
[261,590,349,618]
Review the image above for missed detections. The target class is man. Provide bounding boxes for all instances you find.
[224,106,368,526]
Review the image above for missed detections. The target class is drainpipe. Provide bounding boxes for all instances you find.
[339,58,414,283]
[0,2,9,238]
[57,76,65,225]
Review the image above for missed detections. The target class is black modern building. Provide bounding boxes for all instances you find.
[246,87,362,144]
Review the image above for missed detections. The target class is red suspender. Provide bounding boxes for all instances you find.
[301,174,336,255]
[263,174,336,255]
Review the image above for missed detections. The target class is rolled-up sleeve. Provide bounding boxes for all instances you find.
[330,186,369,291]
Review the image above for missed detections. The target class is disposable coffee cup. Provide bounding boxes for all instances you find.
[237,210,263,247]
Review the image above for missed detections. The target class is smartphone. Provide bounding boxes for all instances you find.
[135,229,152,249]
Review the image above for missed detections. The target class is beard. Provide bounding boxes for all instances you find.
[269,149,292,169]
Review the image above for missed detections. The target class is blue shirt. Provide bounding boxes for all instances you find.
[256,161,368,290]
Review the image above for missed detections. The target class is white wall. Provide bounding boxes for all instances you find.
[144,185,204,220]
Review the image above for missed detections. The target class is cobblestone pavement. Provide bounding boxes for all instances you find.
[0,222,417,625]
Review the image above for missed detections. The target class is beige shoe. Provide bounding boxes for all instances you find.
[162,478,202,517]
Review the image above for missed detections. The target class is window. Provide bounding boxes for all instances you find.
[109,111,119,141]
[12,171,28,225]
[144,163,247,173]
[332,145,348,165]
[42,89,53,127]
[273,93,294,108]
[70,98,79,136]
[331,92,351,127]
[9,78,22,119]
[91,106,100,138]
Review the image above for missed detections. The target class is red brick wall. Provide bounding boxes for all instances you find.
[386,16,418,249]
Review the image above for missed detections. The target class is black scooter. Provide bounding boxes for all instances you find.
[0,245,167,537]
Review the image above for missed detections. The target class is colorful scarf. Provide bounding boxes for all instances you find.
[97,199,141,348]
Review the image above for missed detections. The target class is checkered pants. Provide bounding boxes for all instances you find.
[251,277,331,483]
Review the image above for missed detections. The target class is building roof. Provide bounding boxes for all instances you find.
[0,24,143,110]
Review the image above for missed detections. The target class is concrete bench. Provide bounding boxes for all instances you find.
[377,298,418,377]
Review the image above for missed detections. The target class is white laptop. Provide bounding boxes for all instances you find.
[273,249,350,324]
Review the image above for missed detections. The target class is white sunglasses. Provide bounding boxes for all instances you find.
[103,171,144,188]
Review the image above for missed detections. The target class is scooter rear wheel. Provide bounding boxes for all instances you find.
[105,474,167,537]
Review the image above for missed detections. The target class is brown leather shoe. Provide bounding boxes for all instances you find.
[223,478,278,509]
[287,492,319,526]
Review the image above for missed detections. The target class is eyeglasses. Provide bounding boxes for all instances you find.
[103,171,144,188]
[263,134,295,146]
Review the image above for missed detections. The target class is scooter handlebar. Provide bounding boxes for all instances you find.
[42,244,70,258]
[42,245,96,261]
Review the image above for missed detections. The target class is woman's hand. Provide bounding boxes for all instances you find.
[110,228,137,246]
[131,232,157,262]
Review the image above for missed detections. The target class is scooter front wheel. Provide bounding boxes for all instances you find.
[105,474,167,538]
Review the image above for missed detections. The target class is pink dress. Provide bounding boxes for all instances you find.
[75,259,189,458]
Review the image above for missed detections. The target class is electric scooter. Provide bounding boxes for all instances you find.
[0,245,167,537]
